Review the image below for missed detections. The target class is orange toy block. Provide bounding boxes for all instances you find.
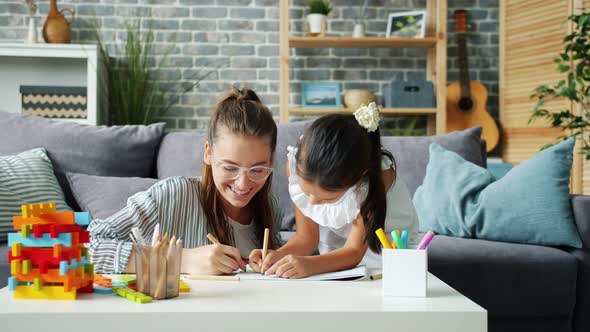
[94,274,113,288]
[14,268,74,285]
[12,211,76,229]
[53,244,62,258]
[21,202,56,218]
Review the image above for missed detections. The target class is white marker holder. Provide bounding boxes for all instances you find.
[382,248,428,297]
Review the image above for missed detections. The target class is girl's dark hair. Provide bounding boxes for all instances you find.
[295,114,394,253]
[200,87,277,249]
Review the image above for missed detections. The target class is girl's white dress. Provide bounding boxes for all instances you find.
[287,147,420,268]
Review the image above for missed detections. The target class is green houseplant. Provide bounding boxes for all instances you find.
[306,0,332,36]
[94,20,214,125]
[530,10,590,159]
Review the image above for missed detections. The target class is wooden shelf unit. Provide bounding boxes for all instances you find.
[289,107,437,116]
[279,0,448,135]
[288,36,438,48]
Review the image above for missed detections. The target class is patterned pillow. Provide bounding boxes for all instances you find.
[0,148,70,242]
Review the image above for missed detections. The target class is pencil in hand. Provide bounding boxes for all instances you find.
[207,233,220,245]
[260,228,270,274]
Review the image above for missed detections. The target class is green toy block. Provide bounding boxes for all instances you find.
[22,260,31,275]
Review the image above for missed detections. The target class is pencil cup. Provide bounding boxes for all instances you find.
[134,244,182,300]
[382,249,427,297]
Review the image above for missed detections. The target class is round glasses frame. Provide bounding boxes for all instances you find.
[211,158,274,182]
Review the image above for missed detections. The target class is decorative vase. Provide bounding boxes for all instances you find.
[343,89,377,110]
[27,16,38,44]
[42,0,75,44]
[352,23,365,38]
[306,14,326,37]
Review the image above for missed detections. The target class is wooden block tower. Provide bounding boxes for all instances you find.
[7,202,94,300]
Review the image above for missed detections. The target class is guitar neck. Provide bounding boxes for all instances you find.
[457,33,471,99]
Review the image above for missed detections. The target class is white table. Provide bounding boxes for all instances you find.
[0,273,487,332]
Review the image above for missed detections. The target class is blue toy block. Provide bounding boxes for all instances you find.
[93,286,113,294]
[75,212,91,226]
[59,261,69,275]
[8,233,72,247]
[8,277,17,291]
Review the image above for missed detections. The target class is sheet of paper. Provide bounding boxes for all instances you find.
[238,265,367,281]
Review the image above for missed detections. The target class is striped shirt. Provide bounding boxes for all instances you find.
[88,176,282,273]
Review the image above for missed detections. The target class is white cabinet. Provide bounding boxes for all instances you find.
[0,43,101,125]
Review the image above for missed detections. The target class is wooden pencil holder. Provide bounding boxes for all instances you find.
[382,248,428,297]
[134,244,182,300]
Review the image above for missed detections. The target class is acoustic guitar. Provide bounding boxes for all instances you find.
[446,9,500,153]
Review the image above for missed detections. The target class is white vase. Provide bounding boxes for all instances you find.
[352,23,365,38]
[27,16,38,44]
[307,14,326,34]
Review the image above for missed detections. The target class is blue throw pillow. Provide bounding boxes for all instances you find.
[413,138,582,248]
[0,148,70,243]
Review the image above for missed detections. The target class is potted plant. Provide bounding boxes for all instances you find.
[306,0,332,36]
[530,10,590,160]
[93,20,217,125]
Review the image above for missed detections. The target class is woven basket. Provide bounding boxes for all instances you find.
[343,89,377,110]
[20,86,87,119]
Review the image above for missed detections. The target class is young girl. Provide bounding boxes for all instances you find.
[88,88,281,275]
[250,103,419,278]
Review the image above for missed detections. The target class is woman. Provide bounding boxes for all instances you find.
[88,88,281,275]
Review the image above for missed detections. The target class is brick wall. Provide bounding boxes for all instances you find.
[0,0,499,132]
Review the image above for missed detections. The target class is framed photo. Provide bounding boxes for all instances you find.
[386,10,427,38]
[302,82,342,108]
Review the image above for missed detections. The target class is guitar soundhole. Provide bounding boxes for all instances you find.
[458,97,473,112]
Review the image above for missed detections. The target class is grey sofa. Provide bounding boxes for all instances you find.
[0,113,588,332]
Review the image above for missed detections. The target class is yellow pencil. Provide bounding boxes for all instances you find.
[370,273,382,280]
[261,228,270,274]
[207,233,220,244]
[375,228,393,249]
[185,275,240,281]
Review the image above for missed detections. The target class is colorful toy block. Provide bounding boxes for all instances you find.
[93,286,113,294]
[179,280,190,292]
[74,212,91,226]
[9,233,74,247]
[93,274,112,288]
[7,202,94,300]
[115,275,136,285]
[112,287,152,304]
[13,285,76,300]
[21,202,56,218]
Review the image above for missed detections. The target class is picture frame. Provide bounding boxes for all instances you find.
[302,82,342,108]
[386,10,427,38]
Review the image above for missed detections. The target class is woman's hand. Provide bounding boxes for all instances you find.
[263,254,314,279]
[182,244,246,275]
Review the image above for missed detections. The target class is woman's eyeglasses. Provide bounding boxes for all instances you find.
[212,159,273,182]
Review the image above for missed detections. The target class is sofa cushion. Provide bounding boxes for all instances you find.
[156,121,312,231]
[0,112,166,210]
[0,148,70,242]
[157,132,206,179]
[67,173,159,220]
[429,235,577,318]
[0,245,8,288]
[414,139,582,248]
[381,126,485,197]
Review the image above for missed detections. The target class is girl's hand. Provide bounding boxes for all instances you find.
[249,249,283,273]
[182,244,246,275]
[263,255,314,279]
